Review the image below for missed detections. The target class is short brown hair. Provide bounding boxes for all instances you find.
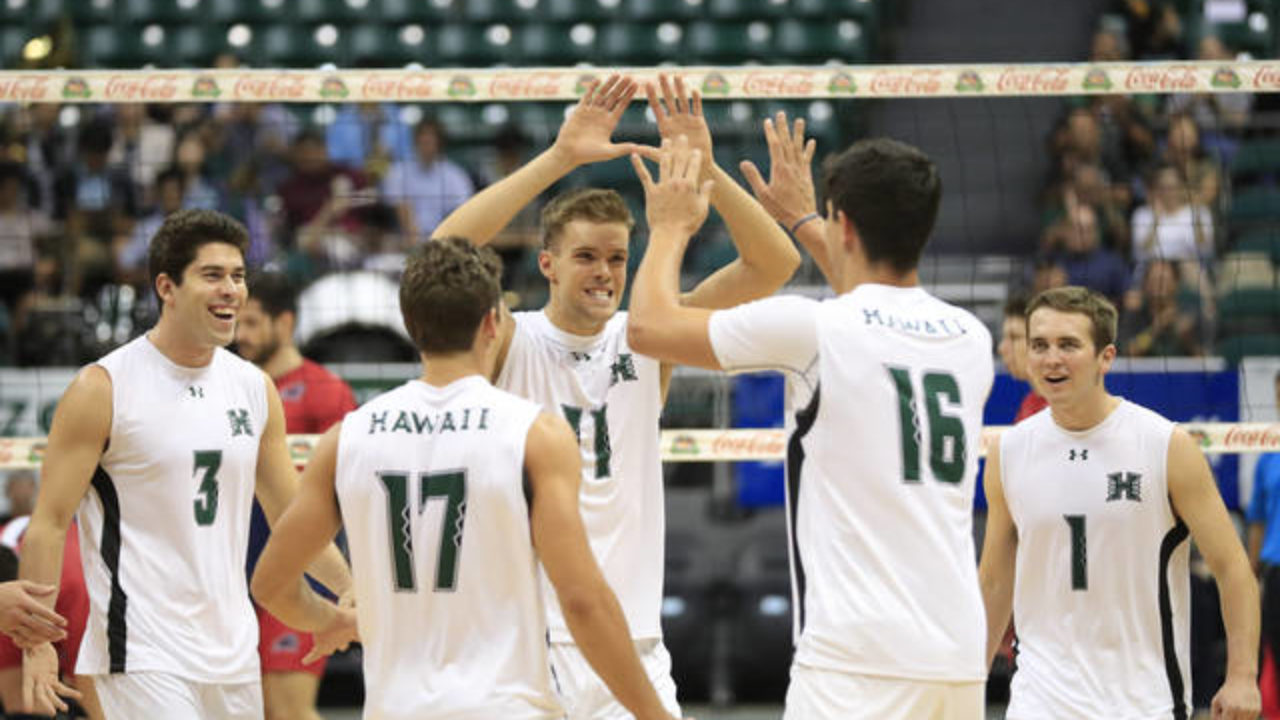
[401,237,502,353]
[1027,285,1118,352]
[148,209,249,300]
[539,188,634,250]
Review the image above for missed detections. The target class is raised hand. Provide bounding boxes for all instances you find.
[551,74,642,168]
[740,112,819,230]
[22,643,81,715]
[631,136,714,240]
[0,581,66,649]
[646,74,714,179]
[302,606,359,665]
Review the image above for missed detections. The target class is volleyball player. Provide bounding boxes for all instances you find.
[234,271,357,720]
[628,135,993,718]
[19,209,352,718]
[431,74,799,718]
[978,286,1260,719]
[252,238,685,720]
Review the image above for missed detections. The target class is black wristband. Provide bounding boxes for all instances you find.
[789,212,821,236]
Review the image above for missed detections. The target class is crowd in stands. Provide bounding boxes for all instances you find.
[1028,6,1268,361]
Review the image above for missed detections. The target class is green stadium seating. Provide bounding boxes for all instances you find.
[686,21,773,61]
[1229,187,1280,225]
[463,0,540,23]
[0,27,30,68]
[169,24,228,66]
[349,22,431,66]
[595,22,682,64]
[624,0,703,21]
[793,0,877,21]
[707,0,789,20]
[1228,138,1280,182]
[435,23,504,66]
[1217,287,1280,336]
[123,0,206,24]
[1219,333,1280,364]
[546,0,612,21]
[208,0,294,23]
[775,18,869,62]
[375,0,454,22]
[296,0,368,23]
[68,0,122,24]
[1233,228,1280,262]
[81,25,148,66]
[254,23,345,67]
[517,23,585,64]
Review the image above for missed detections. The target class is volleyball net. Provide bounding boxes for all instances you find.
[1,60,1279,478]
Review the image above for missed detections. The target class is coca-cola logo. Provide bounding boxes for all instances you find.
[359,74,434,100]
[488,73,561,99]
[708,431,786,458]
[1222,425,1280,449]
[996,68,1070,94]
[867,70,943,96]
[742,73,815,97]
[231,74,307,101]
[1122,66,1197,92]
[104,74,180,101]
[1252,66,1280,90]
[0,76,50,102]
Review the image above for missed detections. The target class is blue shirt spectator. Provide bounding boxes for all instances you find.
[380,117,474,240]
[328,104,413,171]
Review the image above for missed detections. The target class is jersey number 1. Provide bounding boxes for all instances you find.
[887,367,965,484]
[378,471,468,593]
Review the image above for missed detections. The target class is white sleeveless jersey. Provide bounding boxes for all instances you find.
[336,376,563,720]
[1001,400,1191,720]
[78,336,266,682]
[497,311,664,642]
[709,285,993,681]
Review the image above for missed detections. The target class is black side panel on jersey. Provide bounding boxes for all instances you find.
[786,385,821,634]
[91,466,128,673]
[1158,519,1190,720]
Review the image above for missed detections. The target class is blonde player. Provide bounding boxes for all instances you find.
[628,134,993,719]
[252,238,686,720]
[978,286,1259,720]
[18,210,351,719]
[431,74,798,718]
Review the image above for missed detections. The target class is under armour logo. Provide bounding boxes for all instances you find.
[1069,449,1089,461]
[610,353,638,386]
[187,386,204,398]
[1106,471,1142,502]
[227,408,254,437]
[570,351,591,362]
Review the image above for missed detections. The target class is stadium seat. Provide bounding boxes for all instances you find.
[729,515,793,701]
[1228,138,1280,184]
[255,23,345,67]
[1233,228,1280,263]
[1216,252,1277,293]
[624,0,704,21]
[707,0,789,19]
[517,23,585,64]
[775,18,869,62]
[349,22,432,67]
[169,24,227,66]
[296,0,368,23]
[122,0,206,24]
[595,22,682,64]
[662,527,716,700]
[793,0,877,21]
[1229,187,1280,226]
[1217,287,1280,336]
[81,25,149,67]
[67,0,121,24]
[463,0,541,23]
[0,27,29,67]
[546,0,613,21]
[374,0,455,23]
[1219,333,1280,364]
[208,0,294,23]
[685,21,773,62]
[435,23,504,66]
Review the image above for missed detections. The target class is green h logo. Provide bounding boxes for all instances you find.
[227,408,253,437]
[610,353,638,386]
[1106,471,1141,502]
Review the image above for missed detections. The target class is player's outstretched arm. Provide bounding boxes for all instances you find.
[251,423,358,661]
[976,441,1017,671]
[432,74,641,247]
[740,112,837,286]
[527,412,685,720]
[17,366,108,715]
[645,76,799,310]
[627,138,720,370]
[1167,427,1260,720]
[253,376,352,601]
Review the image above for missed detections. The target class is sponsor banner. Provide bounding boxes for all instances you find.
[0,423,1270,469]
[1,62,1277,103]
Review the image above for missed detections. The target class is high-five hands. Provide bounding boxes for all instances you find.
[631,136,714,241]
[740,111,820,232]
[646,74,714,180]
[551,74,642,168]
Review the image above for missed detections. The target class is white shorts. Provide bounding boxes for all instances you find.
[93,671,263,720]
[784,663,984,720]
[549,638,681,720]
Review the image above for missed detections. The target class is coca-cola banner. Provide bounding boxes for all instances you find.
[0,61,1275,104]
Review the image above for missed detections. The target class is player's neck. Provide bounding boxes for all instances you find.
[1050,391,1121,432]
[419,351,486,388]
[840,262,919,294]
[147,320,216,368]
[543,300,608,337]
[262,346,304,380]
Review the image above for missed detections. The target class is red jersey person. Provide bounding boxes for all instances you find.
[999,294,1048,422]
[234,272,356,720]
[0,512,103,719]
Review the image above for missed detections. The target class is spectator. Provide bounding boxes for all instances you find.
[107,103,175,204]
[1,471,36,525]
[115,168,185,285]
[1128,163,1216,318]
[277,130,368,237]
[1118,259,1203,357]
[1041,203,1130,306]
[1167,35,1254,135]
[1249,372,1280,709]
[1031,256,1070,296]
[1162,113,1222,211]
[173,130,222,211]
[0,162,49,338]
[480,123,542,288]
[381,117,474,241]
[326,103,412,179]
[1116,0,1185,58]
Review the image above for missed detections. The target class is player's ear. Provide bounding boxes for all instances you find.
[155,272,177,306]
[537,249,555,282]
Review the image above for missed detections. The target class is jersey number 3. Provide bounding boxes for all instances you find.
[887,367,966,484]
[192,450,222,526]
[378,471,468,593]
